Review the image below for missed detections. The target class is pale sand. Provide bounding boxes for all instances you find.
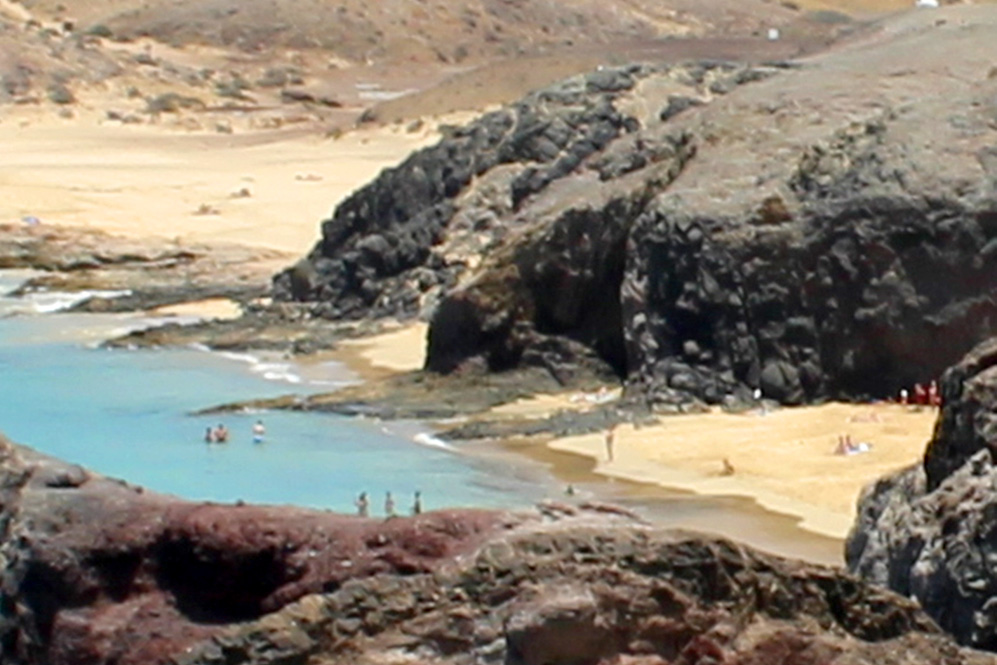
[544,401,936,539]
[0,111,442,255]
[338,323,429,373]
[146,298,243,320]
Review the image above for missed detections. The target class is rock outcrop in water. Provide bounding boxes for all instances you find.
[277,6,997,405]
[1,433,990,665]
[847,337,997,652]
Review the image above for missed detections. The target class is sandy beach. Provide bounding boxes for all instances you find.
[0,109,442,255]
[542,400,935,539]
[337,323,429,375]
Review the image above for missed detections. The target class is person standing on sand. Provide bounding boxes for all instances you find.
[355,492,369,517]
[720,458,735,476]
[412,490,422,515]
[605,425,616,462]
[385,491,396,517]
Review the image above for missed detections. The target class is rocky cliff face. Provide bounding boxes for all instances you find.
[277,6,997,405]
[847,337,997,652]
[0,433,989,665]
[272,60,714,324]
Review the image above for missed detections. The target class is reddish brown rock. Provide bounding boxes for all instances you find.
[0,435,505,665]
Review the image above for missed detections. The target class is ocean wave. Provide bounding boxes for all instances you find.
[259,363,304,384]
[23,289,133,314]
[412,432,456,452]
[215,350,309,386]
[217,350,262,366]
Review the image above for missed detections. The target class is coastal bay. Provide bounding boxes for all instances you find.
[0,102,935,567]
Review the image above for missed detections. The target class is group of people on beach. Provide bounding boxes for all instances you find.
[898,380,942,408]
[355,490,422,518]
[204,420,266,444]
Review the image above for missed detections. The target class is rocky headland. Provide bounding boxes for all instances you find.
[0,432,991,665]
[271,5,997,413]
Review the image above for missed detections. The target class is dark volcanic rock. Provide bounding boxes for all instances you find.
[276,7,997,407]
[272,60,762,331]
[435,9,997,408]
[103,306,350,355]
[847,337,997,651]
[200,365,607,421]
[175,521,988,665]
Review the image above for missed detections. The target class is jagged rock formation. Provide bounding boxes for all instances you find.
[278,6,997,405]
[847,337,997,652]
[179,519,994,665]
[0,434,991,665]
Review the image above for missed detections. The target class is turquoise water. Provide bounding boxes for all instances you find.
[0,271,548,514]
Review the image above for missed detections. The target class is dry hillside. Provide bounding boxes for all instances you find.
[1,0,993,130]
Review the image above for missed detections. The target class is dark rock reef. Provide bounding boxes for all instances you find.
[277,6,997,406]
[847,336,997,652]
[0,434,990,665]
[0,223,282,315]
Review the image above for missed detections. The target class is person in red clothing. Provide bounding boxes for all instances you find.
[914,383,927,406]
[928,380,940,407]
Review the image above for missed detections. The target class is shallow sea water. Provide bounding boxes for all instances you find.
[0,271,549,514]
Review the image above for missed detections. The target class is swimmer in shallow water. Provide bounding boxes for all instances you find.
[252,419,266,443]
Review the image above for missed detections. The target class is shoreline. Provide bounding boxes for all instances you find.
[500,434,846,566]
[311,321,936,565]
[491,393,935,543]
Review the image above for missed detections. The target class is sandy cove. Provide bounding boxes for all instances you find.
[542,401,935,539]
[325,324,936,543]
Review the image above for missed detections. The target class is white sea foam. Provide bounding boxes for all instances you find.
[22,289,132,314]
[217,350,262,366]
[212,349,358,388]
[258,362,304,384]
[412,432,456,452]
[214,350,310,386]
